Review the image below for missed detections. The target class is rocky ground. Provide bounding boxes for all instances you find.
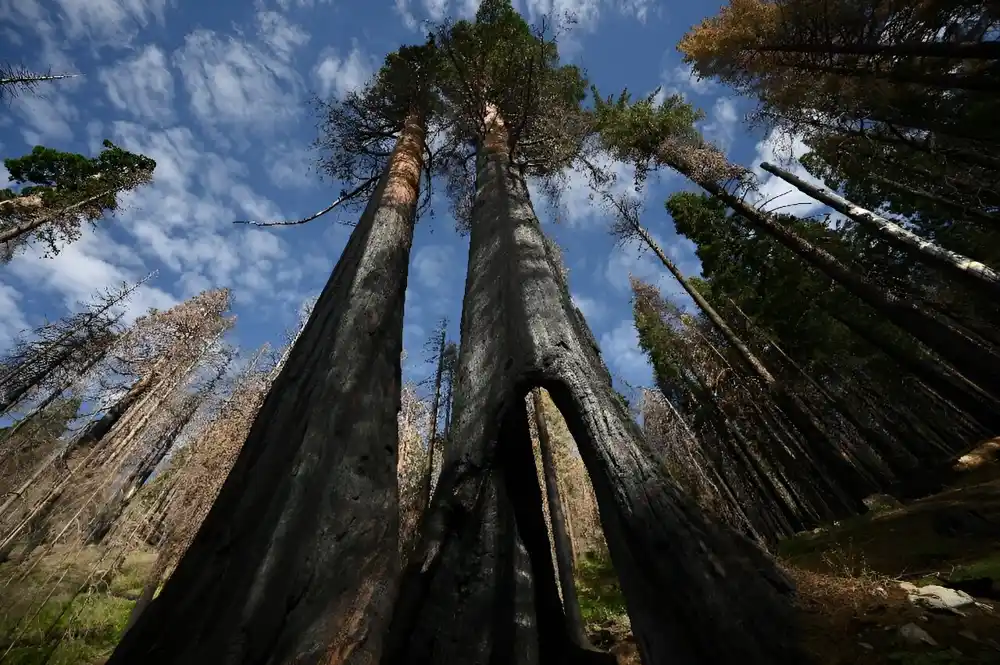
[579,439,1000,665]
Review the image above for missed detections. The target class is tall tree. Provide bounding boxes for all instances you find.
[384,5,801,665]
[595,91,1000,402]
[0,277,148,416]
[422,318,448,509]
[108,42,439,665]
[0,141,156,260]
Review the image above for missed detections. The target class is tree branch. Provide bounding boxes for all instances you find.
[232,178,377,228]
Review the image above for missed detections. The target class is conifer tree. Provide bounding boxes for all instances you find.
[1,141,155,260]
[384,4,801,665]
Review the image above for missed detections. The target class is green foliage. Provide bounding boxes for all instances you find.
[0,549,154,665]
[4,140,156,214]
[575,552,629,630]
[664,190,923,379]
[593,88,703,179]
[434,0,590,174]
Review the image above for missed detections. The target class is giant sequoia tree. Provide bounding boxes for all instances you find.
[382,4,800,665]
[107,44,438,665]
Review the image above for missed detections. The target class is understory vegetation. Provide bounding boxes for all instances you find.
[2,0,999,664]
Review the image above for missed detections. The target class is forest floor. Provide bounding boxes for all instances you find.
[577,439,1000,665]
[2,442,997,665]
[0,546,154,665]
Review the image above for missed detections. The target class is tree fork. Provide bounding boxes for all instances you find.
[401,113,802,664]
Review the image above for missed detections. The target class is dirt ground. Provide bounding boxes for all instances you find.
[586,440,1000,665]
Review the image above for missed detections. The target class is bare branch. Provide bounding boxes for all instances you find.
[232,178,377,228]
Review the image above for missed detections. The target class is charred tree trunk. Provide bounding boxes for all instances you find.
[386,112,800,665]
[105,110,427,665]
[531,389,591,649]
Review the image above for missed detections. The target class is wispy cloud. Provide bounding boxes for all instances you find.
[99,45,175,124]
[312,45,376,99]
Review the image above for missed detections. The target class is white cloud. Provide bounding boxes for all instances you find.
[53,0,170,45]
[99,45,175,123]
[6,229,178,326]
[424,0,449,21]
[751,128,827,216]
[654,63,715,105]
[413,244,456,290]
[12,90,77,145]
[599,319,652,388]
[534,150,642,229]
[101,121,305,308]
[313,46,376,99]
[173,29,304,132]
[255,10,310,62]
[265,143,316,189]
[396,0,420,30]
[571,292,605,324]
[701,96,739,155]
[525,0,601,31]
[0,283,29,347]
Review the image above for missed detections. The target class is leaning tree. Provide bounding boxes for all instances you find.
[107,42,441,665]
[382,3,801,665]
[1,141,156,261]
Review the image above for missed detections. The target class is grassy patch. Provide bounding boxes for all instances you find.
[778,480,1000,580]
[0,547,153,665]
[574,552,630,638]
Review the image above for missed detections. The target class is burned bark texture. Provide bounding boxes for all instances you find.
[105,112,426,665]
[384,119,800,665]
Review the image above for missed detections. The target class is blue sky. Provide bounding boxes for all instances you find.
[0,0,825,404]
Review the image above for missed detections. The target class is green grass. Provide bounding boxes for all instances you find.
[948,551,1000,583]
[574,552,630,633]
[0,547,154,665]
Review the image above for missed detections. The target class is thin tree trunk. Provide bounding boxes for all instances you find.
[425,326,447,509]
[870,174,1000,225]
[105,110,427,665]
[532,389,591,649]
[761,162,1000,292]
[0,186,121,248]
[633,222,874,505]
[387,110,801,665]
[677,163,1000,400]
[826,310,1000,430]
[753,41,1000,60]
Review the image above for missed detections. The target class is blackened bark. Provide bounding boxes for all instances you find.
[530,389,591,649]
[105,112,427,665]
[389,115,801,665]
